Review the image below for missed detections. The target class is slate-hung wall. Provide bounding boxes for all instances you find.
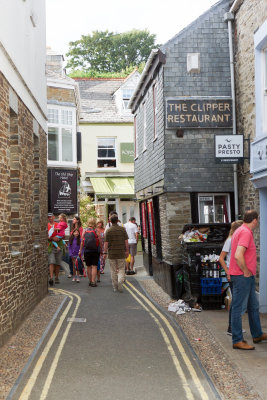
[134,67,165,193]
[162,0,233,193]
[0,73,48,346]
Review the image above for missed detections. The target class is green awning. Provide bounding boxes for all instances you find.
[90,177,135,198]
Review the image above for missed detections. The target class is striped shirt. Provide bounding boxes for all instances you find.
[104,224,128,259]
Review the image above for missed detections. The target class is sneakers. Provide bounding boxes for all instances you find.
[68,274,72,278]
[49,278,53,286]
[227,329,232,336]
[72,277,76,282]
[55,277,60,284]
[118,284,123,293]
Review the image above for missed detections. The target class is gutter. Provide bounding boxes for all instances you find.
[230,0,244,13]
[224,10,239,220]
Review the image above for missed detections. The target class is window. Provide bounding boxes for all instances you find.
[122,88,134,110]
[97,138,116,168]
[153,84,158,140]
[198,194,230,223]
[134,116,138,158]
[47,107,76,164]
[143,102,146,151]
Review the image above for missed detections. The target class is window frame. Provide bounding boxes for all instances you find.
[153,83,158,140]
[134,115,138,159]
[47,105,77,167]
[143,101,147,152]
[197,193,231,224]
[97,137,117,169]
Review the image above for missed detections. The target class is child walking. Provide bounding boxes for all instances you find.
[69,228,83,282]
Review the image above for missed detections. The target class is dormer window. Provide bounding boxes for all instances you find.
[122,89,134,110]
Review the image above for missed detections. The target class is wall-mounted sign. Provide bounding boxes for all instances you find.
[48,169,77,215]
[215,135,244,164]
[251,135,267,174]
[166,98,232,129]
[120,143,134,163]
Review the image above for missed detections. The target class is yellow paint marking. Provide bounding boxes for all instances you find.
[124,284,194,400]
[40,289,81,399]
[125,281,209,400]
[19,288,81,400]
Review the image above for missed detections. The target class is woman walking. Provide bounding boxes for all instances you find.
[79,217,100,287]
[69,228,83,282]
[96,219,106,276]
[68,216,84,278]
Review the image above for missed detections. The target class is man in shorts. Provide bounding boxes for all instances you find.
[48,213,62,286]
[124,217,139,275]
[103,214,129,292]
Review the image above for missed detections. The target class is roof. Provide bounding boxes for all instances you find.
[90,177,135,197]
[75,78,135,123]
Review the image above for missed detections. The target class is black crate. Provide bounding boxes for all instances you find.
[201,294,223,310]
[190,282,201,297]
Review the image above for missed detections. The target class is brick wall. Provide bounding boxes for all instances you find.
[0,73,48,346]
[234,0,267,286]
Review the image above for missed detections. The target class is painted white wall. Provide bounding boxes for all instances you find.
[0,0,47,130]
[80,124,134,180]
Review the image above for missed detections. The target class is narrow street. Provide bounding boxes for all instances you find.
[9,267,219,400]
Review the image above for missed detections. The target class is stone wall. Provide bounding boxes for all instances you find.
[47,86,76,105]
[234,0,267,285]
[0,73,48,346]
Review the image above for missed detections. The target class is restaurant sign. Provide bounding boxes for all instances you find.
[49,169,77,214]
[166,98,232,129]
[215,135,244,164]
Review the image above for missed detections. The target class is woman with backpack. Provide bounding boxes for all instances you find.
[79,217,100,287]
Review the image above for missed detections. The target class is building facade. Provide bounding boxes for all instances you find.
[232,0,267,311]
[0,0,47,345]
[46,49,80,232]
[76,71,140,224]
[129,0,235,297]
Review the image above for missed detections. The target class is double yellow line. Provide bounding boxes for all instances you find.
[124,280,209,400]
[19,289,81,400]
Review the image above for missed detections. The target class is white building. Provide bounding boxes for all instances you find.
[76,70,140,224]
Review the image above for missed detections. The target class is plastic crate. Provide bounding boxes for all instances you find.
[201,277,222,286]
[201,294,223,309]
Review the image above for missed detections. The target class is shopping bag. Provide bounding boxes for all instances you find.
[125,254,131,263]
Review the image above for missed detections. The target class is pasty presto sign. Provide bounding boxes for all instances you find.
[215,135,244,164]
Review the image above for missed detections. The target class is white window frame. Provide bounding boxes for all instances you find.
[198,193,231,223]
[122,88,134,111]
[47,105,77,167]
[143,101,147,152]
[97,137,117,169]
[134,115,138,159]
[153,83,158,140]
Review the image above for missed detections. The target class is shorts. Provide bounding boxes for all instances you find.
[84,251,100,267]
[129,243,137,257]
[48,249,62,266]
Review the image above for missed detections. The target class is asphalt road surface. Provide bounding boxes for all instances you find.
[10,266,220,400]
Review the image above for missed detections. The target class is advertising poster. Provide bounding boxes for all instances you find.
[141,202,147,238]
[49,169,77,214]
[147,200,156,245]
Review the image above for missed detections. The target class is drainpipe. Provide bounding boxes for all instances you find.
[224,11,239,220]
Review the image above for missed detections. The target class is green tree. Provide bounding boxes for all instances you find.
[66,30,159,73]
[79,196,97,227]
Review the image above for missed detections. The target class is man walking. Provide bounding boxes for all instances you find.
[124,217,139,275]
[229,210,267,350]
[103,214,129,292]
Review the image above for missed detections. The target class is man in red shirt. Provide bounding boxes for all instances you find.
[229,210,267,350]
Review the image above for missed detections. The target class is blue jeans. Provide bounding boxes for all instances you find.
[231,275,262,344]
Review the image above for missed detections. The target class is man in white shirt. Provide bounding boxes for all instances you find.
[124,217,139,275]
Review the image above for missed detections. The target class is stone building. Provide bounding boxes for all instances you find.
[231,0,267,311]
[76,70,140,224]
[129,0,235,297]
[46,48,80,232]
[0,1,47,345]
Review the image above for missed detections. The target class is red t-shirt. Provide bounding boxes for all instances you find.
[229,224,257,276]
